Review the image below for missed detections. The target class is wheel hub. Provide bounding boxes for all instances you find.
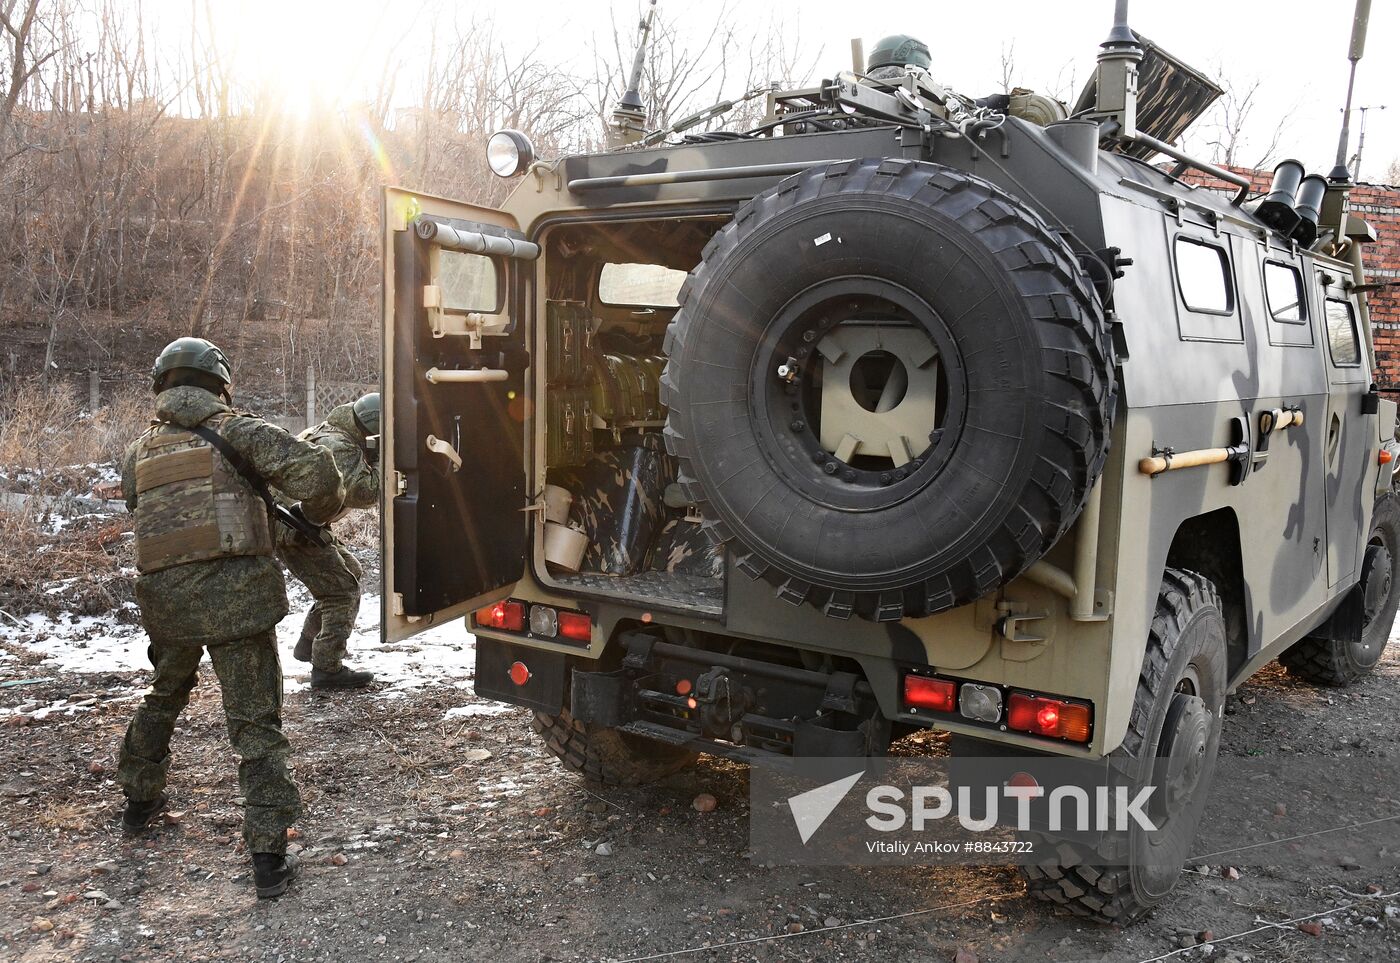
[1153,691,1212,815]
[1361,542,1393,627]
[750,277,965,512]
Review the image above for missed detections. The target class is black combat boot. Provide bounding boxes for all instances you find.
[252,851,300,899]
[122,792,168,834]
[310,665,375,689]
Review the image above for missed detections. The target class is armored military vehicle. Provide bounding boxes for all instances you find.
[378,1,1396,922]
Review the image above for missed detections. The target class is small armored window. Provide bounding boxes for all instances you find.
[599,263,688,308]
[1263,261,1306,324]
[438,251,499,313]
[1173,236,1233,314]
[1325,297,1361,367]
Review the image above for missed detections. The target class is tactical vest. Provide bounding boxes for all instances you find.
[132,414,274,574]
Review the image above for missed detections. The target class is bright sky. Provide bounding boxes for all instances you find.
[203,0,1398,181]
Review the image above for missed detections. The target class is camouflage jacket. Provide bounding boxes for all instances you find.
[121,386,341,645]
[295,403,379,526]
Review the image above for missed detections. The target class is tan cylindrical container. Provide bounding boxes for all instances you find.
[543,484,574,525]
[544,521,588,572]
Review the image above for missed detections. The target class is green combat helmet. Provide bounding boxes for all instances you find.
[866,34,931,74]
[352,392,381,437]
[151,337,232,393]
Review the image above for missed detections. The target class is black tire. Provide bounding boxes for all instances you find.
[1280,494,1399,687]
[1020,569,1226,923]
[662,158,1115,621]
[531,707,698,787]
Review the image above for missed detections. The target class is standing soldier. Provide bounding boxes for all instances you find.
[116,337,341,900]
[281,392,381,689]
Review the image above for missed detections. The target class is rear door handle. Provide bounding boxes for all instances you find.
[425,367,508,384]
[425,434,462,472]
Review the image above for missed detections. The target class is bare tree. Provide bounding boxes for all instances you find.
[0,0,62,173]
[1196,67,1294,170]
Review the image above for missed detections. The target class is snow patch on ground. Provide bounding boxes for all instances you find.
[0,574,507,717]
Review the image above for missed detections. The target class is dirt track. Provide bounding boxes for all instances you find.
[1,611,1398,963]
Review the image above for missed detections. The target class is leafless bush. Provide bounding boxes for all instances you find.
[0,500,135,619]
[0,377,148,476]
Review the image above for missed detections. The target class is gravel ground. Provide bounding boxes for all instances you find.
[2,584,1399,962]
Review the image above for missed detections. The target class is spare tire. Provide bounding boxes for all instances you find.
[661,158,1116,621]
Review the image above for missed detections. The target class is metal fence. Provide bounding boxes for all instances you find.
[305,366,376,429]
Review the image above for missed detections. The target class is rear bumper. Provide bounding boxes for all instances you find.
[474,630,888,760]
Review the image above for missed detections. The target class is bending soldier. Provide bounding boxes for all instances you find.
[280,392,381,689]
[116,337,342,899]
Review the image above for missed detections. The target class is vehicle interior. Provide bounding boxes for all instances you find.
[534,215,732,616]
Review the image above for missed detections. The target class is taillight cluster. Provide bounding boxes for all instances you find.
[472,599,592,644]
[902,671,1092,744]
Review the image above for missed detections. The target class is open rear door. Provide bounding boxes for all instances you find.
[381,187,536,641]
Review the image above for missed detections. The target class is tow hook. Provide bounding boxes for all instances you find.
[692,667,753,738]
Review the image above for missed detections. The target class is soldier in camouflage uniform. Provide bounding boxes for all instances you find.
[116,337,342,899]
[280,392,381,689]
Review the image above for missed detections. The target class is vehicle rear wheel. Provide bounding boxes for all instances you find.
[1020,569,1226,923]
[532,706,699,787]
[1280,494,1400,687]
[661,157,1116,622]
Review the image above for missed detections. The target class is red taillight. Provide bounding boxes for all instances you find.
[474,600,525,632]
[904,674,957,712]
[508,661,531,686]
[1006,693,1092,743]
[557,611,592,642]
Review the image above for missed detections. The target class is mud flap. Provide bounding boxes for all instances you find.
[474,638,571,713]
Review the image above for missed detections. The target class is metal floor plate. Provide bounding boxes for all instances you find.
[551,570,724,617]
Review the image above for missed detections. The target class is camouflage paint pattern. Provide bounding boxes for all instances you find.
[117,627,300,854]
[647,517,724,579]
[382,87,1391,758]
[121,386,341,645]
[554,440,672,575]
[277,529,365,672]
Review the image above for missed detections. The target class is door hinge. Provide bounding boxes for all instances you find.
[395,471,407,497]
[391,592,406,616]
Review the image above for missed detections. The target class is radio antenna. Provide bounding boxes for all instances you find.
[609,0,658,147]
[1329,0,1372,183]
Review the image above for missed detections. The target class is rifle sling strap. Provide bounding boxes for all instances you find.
[182,422,279,515]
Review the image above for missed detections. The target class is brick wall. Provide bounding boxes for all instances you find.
[1177,166,1400,388]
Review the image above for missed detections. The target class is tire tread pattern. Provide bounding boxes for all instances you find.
[1019,568,1221,923]
[531,707,698,787]
[661,157,1117,621]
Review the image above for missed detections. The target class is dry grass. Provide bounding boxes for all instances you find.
[0,378,149,479]
[0,377,144,620]
[0,501,135,620]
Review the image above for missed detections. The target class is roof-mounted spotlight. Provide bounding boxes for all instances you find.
[487,129,535,178]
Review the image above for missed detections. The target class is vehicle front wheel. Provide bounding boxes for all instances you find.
[532,707,699,787]
[1020,568,1227,923]
[1280,494,1400,687]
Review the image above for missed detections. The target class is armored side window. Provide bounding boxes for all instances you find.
[439,250,500,313]
[598,262,687,308]
[1173,236,1233,314]
[1324,297,1361,367]
[1263,261,1306,324]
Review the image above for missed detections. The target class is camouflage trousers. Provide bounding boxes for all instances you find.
[116,628,300,854]
[277,532,363,672]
